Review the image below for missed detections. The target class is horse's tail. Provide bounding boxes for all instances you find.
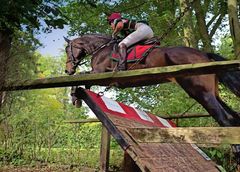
[207,53,240,97]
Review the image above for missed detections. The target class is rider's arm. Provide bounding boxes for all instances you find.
[111,20,124,38]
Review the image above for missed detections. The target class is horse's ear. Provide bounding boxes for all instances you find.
[63,36,70,43]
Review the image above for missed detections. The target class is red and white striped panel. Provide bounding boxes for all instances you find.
[87,90,176,128]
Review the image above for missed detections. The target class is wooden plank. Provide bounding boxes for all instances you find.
[161,113,210,119]
[99,126,111,172]
[64,119,100,124]
[128,127,240,144]
[1,60,240,91]
[63,114,211,125]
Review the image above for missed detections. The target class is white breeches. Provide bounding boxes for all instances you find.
[119,23,154,48]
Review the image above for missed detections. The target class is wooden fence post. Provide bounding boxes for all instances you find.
[100,125,111,172]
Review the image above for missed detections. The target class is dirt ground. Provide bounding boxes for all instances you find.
[0,165,97,172]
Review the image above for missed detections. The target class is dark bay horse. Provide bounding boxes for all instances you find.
[64,33,240,165]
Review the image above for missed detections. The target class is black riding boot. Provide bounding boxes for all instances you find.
[118,43,127,71]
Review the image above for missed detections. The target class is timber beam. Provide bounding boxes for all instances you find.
[1,60,240,91]
[64,113,211,124]
[128,127,240,144]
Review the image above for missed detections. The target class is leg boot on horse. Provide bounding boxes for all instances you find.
[117,43,127,71]
[70,86,82,108]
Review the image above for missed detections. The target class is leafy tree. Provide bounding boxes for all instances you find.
[0,52,88,165]
[228,0,240,59]
[0,0,67,108]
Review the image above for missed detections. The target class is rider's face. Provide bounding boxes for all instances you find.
[111,22,115,30]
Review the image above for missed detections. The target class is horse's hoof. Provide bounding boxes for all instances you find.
[74,99,82,108]
[236,164,240,172]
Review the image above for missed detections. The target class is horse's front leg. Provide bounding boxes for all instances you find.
[91,67,106,73]
[91,60,113,73]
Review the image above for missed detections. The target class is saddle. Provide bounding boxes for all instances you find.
[111,37,160,63]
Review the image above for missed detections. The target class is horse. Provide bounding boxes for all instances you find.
[64,33,240,166]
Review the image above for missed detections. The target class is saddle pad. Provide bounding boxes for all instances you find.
[111,45,153,62]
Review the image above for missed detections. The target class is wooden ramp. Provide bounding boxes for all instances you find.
[78,88,219,172]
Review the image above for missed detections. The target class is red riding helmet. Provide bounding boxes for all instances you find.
[107,12,121,24]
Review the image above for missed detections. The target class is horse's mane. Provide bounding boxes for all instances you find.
[81,33,111,40]
[71,33,112,54]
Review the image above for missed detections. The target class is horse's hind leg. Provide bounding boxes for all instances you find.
[190,91,234,126]
[177,75,240,165]
[216,97,240,166]
[216,96,240,122]
[177,75,235,126]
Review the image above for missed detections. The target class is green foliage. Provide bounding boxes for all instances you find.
[217,36,235,60]
[203,146,238,172]
[0,49,90,167]
[0,0,67,34]
[62,0,184,44]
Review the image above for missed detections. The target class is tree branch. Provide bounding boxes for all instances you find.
[206,14,219,28]
[121,2,147,13]
[209,13,225,38]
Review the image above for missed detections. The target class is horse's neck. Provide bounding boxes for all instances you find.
[91,44,114,72]
[82,35,110,53]
[92,44,113,60]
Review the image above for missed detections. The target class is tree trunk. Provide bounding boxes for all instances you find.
[179,0,197,48]
[193,0,213,52]
[228,0,240,59]
[0,30,11,108]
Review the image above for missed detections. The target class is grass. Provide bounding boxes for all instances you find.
[0,147,124,171]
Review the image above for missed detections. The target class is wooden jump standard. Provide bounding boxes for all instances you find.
[2,61,240,171]
[76,88,225,171]
[64,89,240,171]
[1,60,240,91]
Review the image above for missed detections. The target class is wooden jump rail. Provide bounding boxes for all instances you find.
[128,127,240,144]
[1,60,240,91]
[64,113,211,124]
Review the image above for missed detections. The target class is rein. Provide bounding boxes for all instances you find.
[90,39,116,55]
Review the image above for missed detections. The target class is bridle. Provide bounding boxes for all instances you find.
[66,38,116,70]
[66,42,87,70]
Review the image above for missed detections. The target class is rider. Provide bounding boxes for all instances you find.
[107,12,154,71]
